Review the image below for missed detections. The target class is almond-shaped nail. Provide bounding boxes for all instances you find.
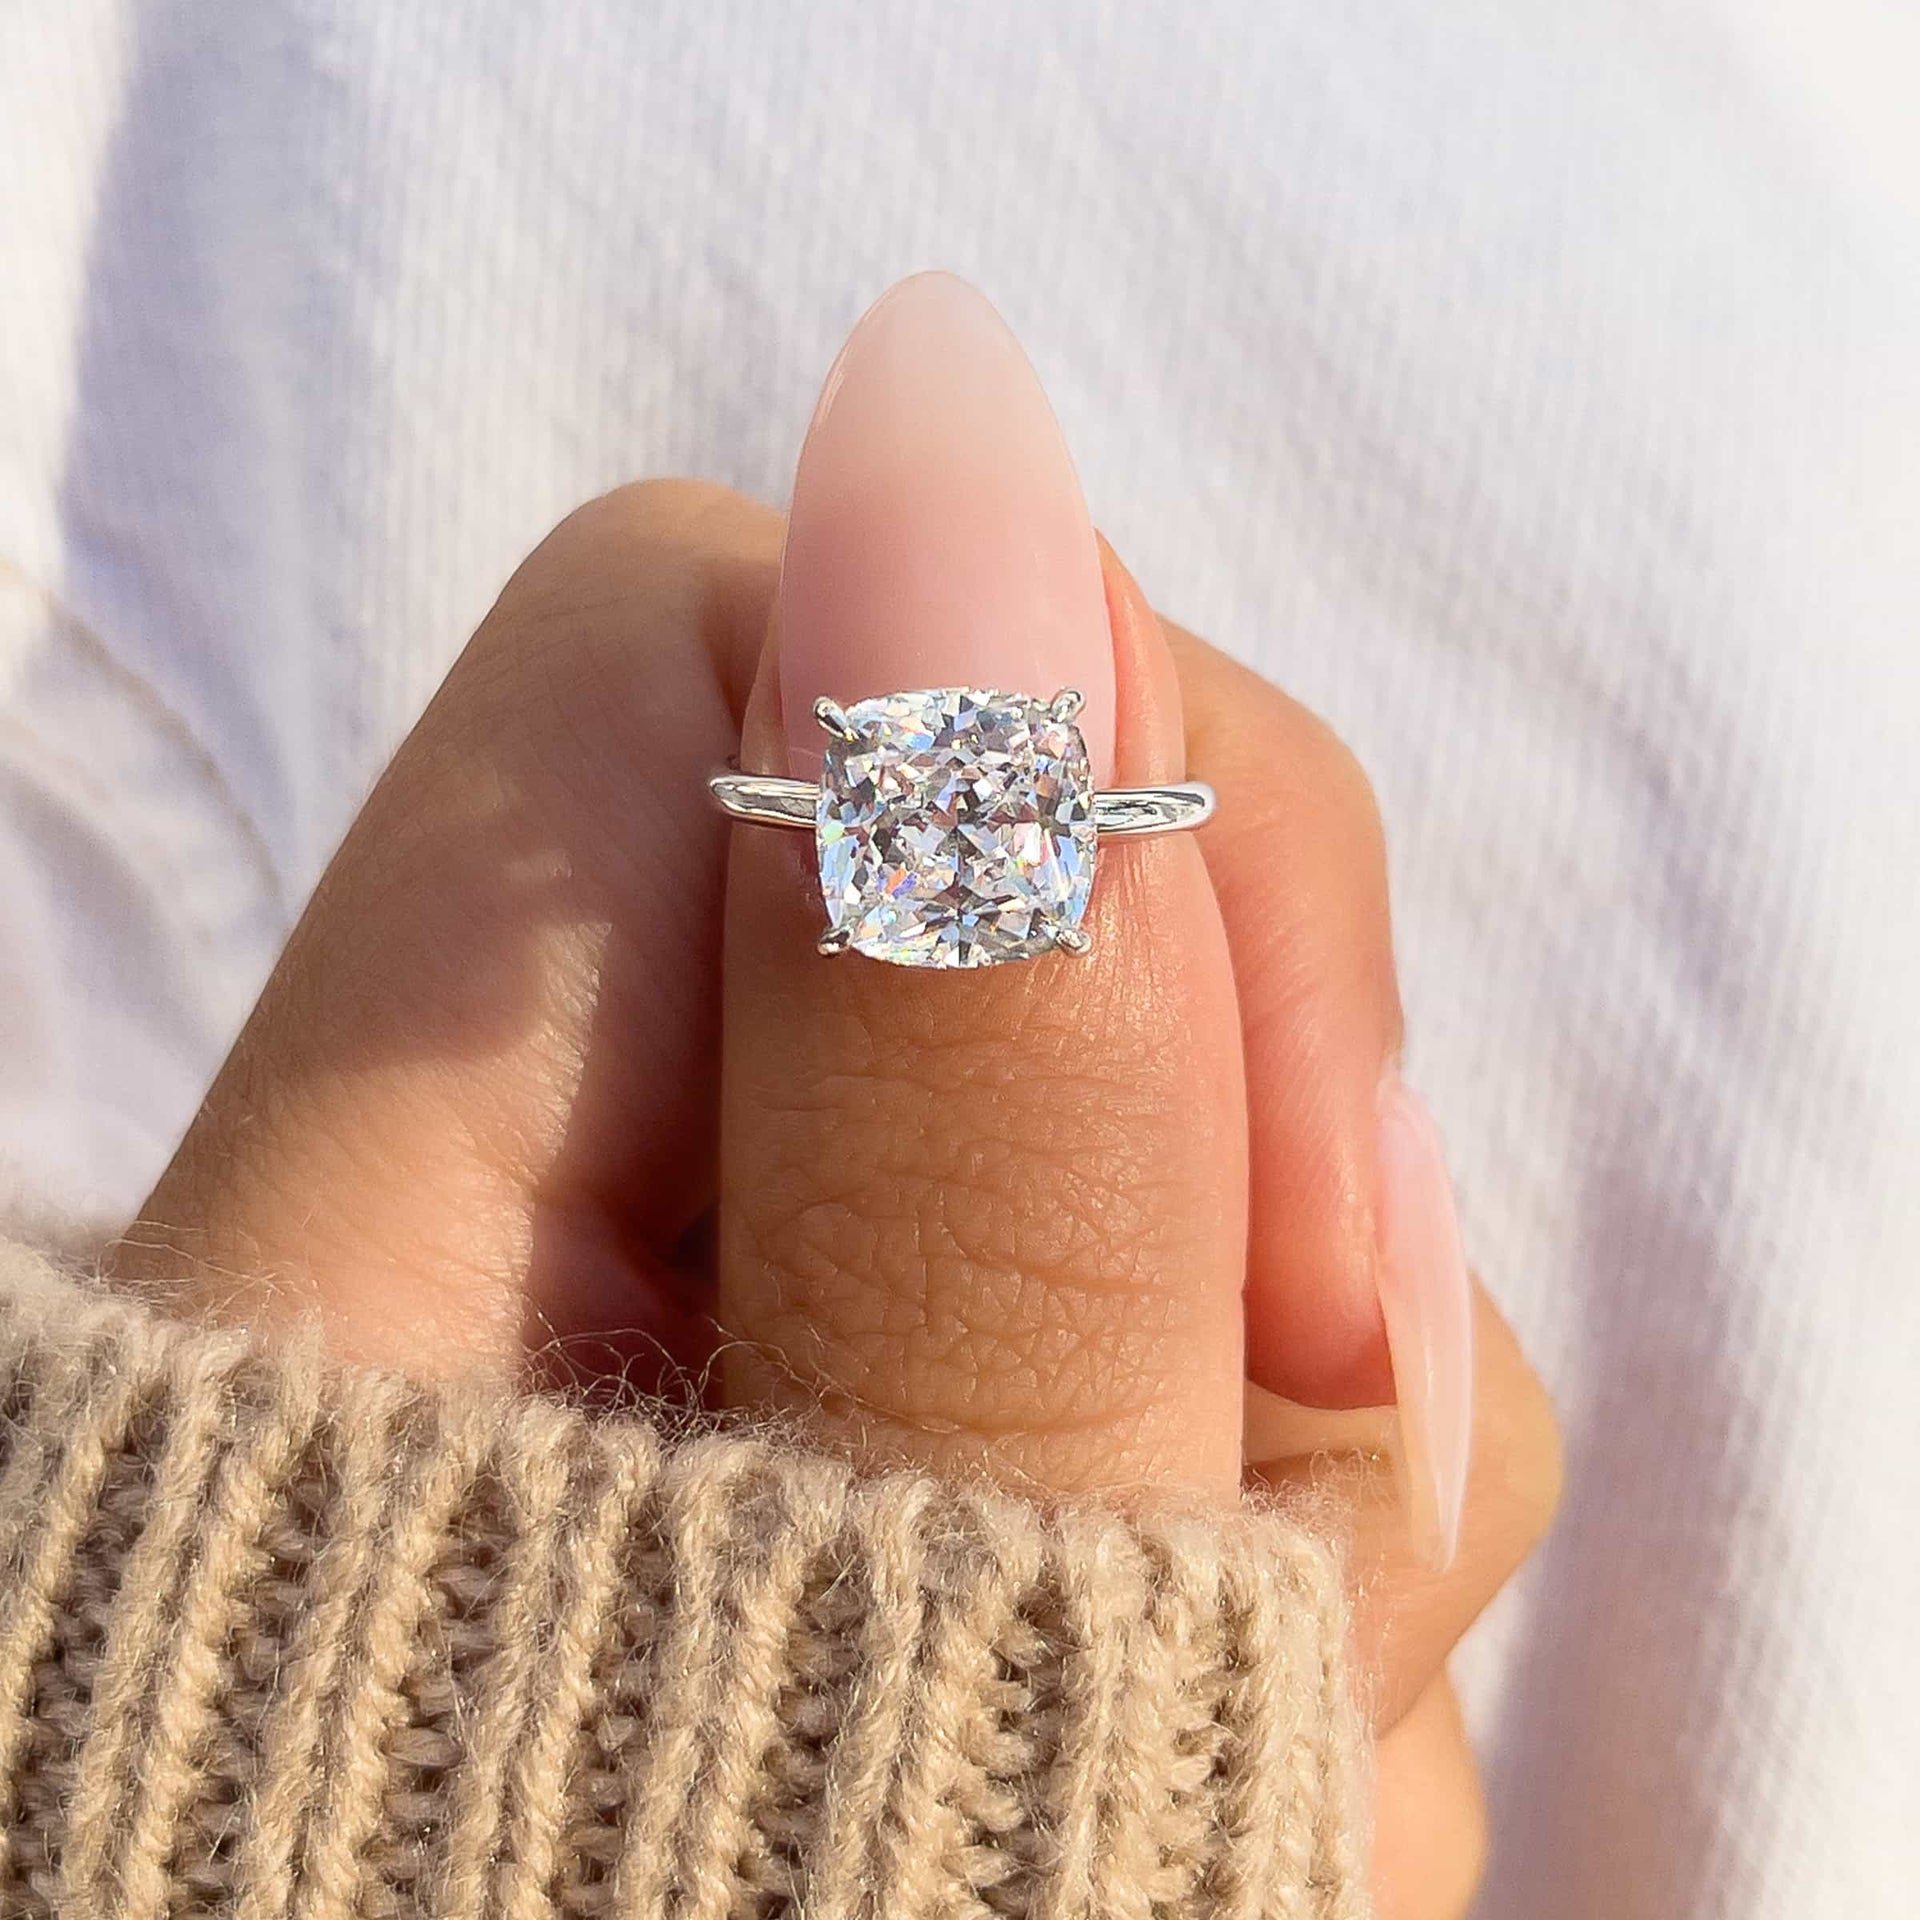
[1376,1071,1476,1570]
[778,272,1114,780]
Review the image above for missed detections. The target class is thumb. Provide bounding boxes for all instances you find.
[717,274,1247,1496]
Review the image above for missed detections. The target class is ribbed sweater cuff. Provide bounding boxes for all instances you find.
[0,1243,1369,1920]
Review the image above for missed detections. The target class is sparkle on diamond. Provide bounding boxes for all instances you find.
[816,688,1096,967]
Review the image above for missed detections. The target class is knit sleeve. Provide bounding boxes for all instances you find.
[0,1241,1369,1920]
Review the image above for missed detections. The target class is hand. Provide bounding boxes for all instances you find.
[117,276,1559,1919]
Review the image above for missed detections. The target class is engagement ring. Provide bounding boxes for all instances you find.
[709,686,1214,968]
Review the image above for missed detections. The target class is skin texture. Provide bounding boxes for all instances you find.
[115,481,1559,1920]
[722,540,1246,1494]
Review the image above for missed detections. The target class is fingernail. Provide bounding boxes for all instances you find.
[1375,1070,1475,1570]
[779,272,1114,780]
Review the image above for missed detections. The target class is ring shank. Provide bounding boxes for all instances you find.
[707,772,816,830]
[708,771,1215,837]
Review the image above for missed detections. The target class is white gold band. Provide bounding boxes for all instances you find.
[708,771,1215,837]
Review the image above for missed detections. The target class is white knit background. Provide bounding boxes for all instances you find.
[2,4,1916,1913]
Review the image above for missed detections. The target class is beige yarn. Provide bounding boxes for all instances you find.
[0,1244,1369,1920]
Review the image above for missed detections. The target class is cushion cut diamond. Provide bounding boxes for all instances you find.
[816,688,1097,967]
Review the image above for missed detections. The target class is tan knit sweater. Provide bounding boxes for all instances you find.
[0,1242,1368,1920]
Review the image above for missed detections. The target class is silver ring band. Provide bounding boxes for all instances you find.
[708,771,1215,837]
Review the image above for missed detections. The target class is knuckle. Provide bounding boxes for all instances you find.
[481,477,778,645]
[428,478,778,785]
[547,477,773,570]
[1175,626,1388,845]
[1294,702,1386,835]
[591,476,783,573]
[1234,706,1388,885]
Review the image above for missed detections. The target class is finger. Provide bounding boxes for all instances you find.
[1248,1282,1562,1731]
[1162,623,1404,1411]
[1371,1677,1487,1920]
[114,482,780,1381]
[717,273,1247,1495]
[1158,618,1475,1562]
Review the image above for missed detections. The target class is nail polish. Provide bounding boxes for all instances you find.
[777,272,1115,781]
[1375,1071,1475,1570]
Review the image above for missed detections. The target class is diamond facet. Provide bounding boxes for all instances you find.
[816,688,1097,967]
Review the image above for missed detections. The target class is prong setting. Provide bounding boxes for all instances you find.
[708,686,1212,968]
[813,696,860,741]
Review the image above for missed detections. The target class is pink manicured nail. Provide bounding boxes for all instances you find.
[779,273,1114,780]
[1375,1071,1476,1570]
